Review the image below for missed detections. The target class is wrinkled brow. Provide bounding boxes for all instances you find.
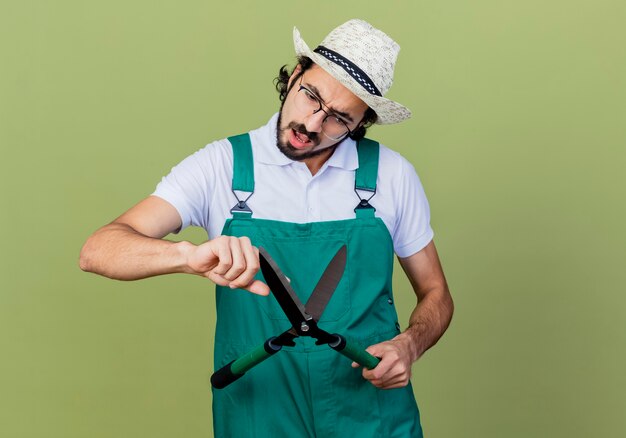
[304,82,355,124]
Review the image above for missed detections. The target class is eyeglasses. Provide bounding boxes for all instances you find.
[293,77,355,141]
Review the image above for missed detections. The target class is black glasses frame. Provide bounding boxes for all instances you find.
[296,77,356,141]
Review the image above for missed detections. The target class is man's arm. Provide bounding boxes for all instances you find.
[79,196,269,295]
[354,240,453,388]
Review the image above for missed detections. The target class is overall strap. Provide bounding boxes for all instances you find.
[228,133,255,217]
[354,138,380,218]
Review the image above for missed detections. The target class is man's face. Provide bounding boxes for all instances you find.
[276,64,369,162]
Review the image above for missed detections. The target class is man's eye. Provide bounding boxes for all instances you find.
[303,89,317,101]
[330,116,342,124]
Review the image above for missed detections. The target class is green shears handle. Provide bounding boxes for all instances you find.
[329,334,380,369]
[211,337,282,389]
[211,334,380,389]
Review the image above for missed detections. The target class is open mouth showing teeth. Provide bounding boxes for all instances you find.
[293,130,310,143]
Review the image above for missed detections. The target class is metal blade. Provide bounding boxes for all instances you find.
[259,247,311,331]
[305,245,347,321]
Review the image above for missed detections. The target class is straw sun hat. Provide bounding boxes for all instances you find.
[293,19,411,125]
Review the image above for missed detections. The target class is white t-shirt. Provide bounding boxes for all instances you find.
[153,113,434,258]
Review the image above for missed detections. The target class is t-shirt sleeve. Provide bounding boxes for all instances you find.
[152,141,229,232]
[392,157,435,258]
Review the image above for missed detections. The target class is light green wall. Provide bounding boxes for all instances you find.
[1,1,624,437]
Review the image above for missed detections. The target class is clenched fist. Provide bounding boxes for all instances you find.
[185,235,269,296]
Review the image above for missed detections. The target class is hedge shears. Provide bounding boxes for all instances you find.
[211,245,380,389]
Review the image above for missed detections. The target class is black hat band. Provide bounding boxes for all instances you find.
[313,46,382,97]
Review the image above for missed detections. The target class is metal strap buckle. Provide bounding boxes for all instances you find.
[230,190,253,215]
[353,186,376,212]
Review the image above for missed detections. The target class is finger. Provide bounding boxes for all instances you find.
[363,367,383,381]
[368,370,405,387]
[362,353,392,380]
[382,382,407,389]
[364,344,386,357]
[211,237,233,276]
[208,272,269,296]
[370,379,406,389]
[373,362,411,387]
[391,361,411,379]
[371,375,409,389]
[223,237,246,281]
[207,271,231,287]
[229,239,260,289]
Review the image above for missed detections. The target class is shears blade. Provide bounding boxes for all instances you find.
[259,247,310,330]
[304,245,347,322]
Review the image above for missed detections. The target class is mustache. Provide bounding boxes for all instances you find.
[287,122,319,143]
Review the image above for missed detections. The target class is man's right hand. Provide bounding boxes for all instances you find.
[184,236,269,296]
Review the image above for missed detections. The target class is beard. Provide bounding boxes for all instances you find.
[275,103,343,161]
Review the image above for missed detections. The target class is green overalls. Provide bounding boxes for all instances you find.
[212,134,423,437]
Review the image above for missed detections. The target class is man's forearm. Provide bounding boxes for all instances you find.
[396,285,454,363]
[358,282,453,389]
[79,223,194,280]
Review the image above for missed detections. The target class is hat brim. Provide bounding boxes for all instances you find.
[293,27,411,125]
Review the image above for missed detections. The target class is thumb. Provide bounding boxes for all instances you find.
[244,279,270,296]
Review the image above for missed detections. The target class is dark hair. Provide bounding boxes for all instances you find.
[274,56,378,141]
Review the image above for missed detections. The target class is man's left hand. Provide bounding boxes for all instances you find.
[351,336,414,389]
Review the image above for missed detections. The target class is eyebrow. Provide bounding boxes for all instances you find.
[304,82,355,124]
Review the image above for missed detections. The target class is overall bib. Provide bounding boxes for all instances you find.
[212,134,423,438]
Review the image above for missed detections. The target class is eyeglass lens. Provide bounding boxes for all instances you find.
[294,85,350,140]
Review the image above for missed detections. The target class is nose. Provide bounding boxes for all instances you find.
[304,110,325,133]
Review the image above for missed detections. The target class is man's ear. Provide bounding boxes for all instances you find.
[287,64,303,90]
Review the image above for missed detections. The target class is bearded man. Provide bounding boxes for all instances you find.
[80,19,454,437]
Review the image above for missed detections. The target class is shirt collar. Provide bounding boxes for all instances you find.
[252,113,358,171]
